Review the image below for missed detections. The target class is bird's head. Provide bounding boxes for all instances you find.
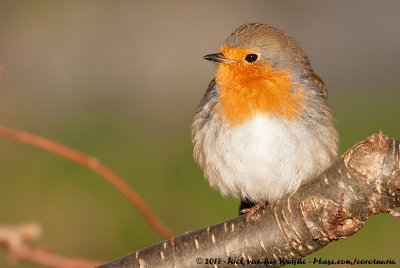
[204,23,313,127]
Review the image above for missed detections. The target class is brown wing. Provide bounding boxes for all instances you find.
[198,79,219,108]
[309,72,328,100]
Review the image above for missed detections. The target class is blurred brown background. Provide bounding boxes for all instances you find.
[0,1,399,267]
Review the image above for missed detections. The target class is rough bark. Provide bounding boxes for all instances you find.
[97,132,400,268]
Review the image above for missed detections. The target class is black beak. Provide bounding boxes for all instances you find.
[203,53,231,63]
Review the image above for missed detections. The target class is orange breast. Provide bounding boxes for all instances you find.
[215,46,305,127]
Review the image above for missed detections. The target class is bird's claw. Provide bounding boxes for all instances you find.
[240,203,266,221]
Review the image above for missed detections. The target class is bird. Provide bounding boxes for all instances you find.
[191,23,339,219]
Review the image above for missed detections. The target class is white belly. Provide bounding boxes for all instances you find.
[193,114,334,203]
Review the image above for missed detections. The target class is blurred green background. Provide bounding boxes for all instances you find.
[0,1,399,267]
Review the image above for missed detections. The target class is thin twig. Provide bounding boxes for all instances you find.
[0,223,102,268]
[0,125,173,239]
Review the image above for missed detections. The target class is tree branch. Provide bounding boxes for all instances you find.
[97,132,400,268]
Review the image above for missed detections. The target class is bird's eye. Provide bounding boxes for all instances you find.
[245,54,258,63]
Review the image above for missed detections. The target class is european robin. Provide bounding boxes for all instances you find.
[191,23,339,218]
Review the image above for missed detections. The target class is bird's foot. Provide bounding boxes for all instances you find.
[240,202,266,221]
